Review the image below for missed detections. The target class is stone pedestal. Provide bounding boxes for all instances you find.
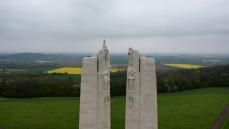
[125,48,158,129]
[79,42,111,129]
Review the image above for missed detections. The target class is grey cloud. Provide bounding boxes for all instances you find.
[0,0,229,53]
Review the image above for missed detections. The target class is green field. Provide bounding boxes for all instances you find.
[0,88,228,129]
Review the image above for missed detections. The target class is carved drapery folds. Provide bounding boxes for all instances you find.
[127,69,136,91]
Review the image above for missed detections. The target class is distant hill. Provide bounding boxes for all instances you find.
[0,53,47,60]
[0,53,87,62]
[0,52,229,65]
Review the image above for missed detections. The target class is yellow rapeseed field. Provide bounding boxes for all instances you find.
[111,68,126,73]
[48,67,126,74]
[48,67,82,74]
[165,64,205,69]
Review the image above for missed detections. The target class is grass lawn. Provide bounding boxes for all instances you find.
[0,87,228,129]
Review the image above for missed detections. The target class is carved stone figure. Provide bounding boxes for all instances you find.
[127,69,136,91]
[128,96,134,105]
[102,70,110,90]
[128,48,134,66]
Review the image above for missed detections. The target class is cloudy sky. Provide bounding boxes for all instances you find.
[0,0,229,53]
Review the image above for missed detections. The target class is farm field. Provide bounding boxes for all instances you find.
[0,67,59,74]
[0,88,228,129]
[47,67,126,74]
[0,68,27,73]
[48,67,82,74]
[165,64,205,69]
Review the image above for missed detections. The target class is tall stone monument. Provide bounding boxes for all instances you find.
[125,48,158,129]
[79,41,111,129]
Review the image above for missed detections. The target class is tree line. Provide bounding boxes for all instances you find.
[0,65,229,98]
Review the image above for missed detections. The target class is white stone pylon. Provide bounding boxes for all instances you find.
[97,41,111,129]
[79,41,111,129]
[125,48,141,129]
[125,48,158,129]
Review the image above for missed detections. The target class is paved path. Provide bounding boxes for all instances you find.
[211,105,229,129]
[0,124,4,129]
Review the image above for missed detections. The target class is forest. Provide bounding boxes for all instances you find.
[0,65,229,98]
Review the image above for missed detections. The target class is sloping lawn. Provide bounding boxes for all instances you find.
[0,87,228,129]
